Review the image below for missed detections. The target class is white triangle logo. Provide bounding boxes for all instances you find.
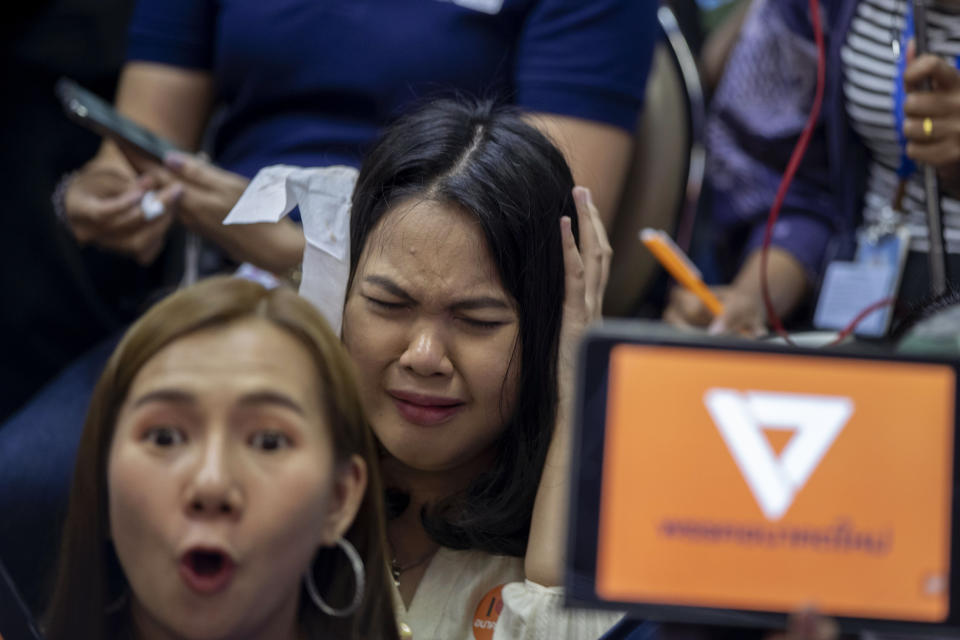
[703,389,854,521]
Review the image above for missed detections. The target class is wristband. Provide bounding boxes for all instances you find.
[51,170,78,225]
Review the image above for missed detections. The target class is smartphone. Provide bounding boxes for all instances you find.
[567,320,960,636]
[55,77,183,162]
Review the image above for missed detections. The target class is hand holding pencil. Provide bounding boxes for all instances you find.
[641,229,724,317]
[644,228,767,337]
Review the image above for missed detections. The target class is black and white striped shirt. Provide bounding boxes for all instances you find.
[842,0,960,252]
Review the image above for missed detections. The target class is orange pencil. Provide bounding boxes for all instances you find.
[640,228,725,317]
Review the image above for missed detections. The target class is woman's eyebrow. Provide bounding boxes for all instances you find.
[132,389,194,408]
[450,297,511,311]
[131,389,304,415]
[236,391,305,415]
[364,275,414,302]
[365,274,512,311]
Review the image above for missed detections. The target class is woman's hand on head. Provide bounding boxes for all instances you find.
[524,185,612,587]
[63,160,183,265]
[558,186,612,400]
[903,46,960,197]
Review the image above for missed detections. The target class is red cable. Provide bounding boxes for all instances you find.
[760,0,827,346]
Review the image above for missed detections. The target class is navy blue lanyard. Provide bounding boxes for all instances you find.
[893,2,918,179]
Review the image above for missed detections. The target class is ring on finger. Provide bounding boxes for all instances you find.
[923,117,934,137]
[140,190,165,220]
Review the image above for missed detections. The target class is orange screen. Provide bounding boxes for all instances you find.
[596,345,956,622]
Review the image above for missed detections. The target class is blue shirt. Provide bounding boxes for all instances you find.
[127,0,656,177]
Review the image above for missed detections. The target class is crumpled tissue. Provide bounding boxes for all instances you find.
[222,165,358,335]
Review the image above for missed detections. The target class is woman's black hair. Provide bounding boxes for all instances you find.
[348,99,579,557]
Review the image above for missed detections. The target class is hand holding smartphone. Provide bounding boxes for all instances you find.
[55,78,184,162]
[54,79,185,264]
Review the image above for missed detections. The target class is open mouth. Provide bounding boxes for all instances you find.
[179,548,236,595]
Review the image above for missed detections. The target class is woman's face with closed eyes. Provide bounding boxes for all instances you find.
[107,318,365,640]
[342,199,521,475]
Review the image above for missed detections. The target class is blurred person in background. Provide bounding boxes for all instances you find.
[663,0,960,336]
[0,0,184,613]
[60,0,656,271]
[1,1,158,426]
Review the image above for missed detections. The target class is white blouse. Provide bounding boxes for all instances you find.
[392,546,623,640]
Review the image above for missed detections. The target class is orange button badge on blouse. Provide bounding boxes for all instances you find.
[641,228,724,318]
[596,345,956,622]
[472,584,505,640]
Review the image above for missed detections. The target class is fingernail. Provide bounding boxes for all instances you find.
[707,318,726,336]
[573,186,589,207]
[164,151,187,171]
[170,183,185,201]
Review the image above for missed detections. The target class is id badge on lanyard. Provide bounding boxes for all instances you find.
[814,227,910,337]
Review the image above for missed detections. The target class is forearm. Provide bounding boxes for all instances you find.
[74,63,214,179]
[733,247,809,320]
[204,219,306,275]
[524,402,573,587]
[114,62,214,151]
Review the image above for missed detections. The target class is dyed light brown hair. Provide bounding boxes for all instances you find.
[44,276,397,640]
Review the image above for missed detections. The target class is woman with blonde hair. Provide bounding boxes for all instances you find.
[44,275,398,640]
